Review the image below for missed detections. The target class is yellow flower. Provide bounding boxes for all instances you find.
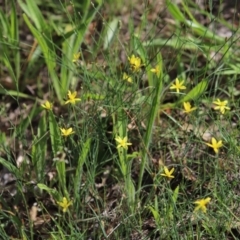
[150,65,160,77]
[170,78,186,93]
[128,54,142,72]
[183,102,197,113]
[123,72,132,83]
[57,197,72,212]
[65,90,81,105]
[41,100,52,110]
[115,136,132,149]
[60,127,74,137]
[160,166,174,179]
[213,99,230,114]
[205,137,223,154]
[194,197,211,213]
[72,52,81,63]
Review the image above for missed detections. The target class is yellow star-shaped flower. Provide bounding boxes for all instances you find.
[60,127,75,137]
[123,72,132,83]
[65,91,81,105]
[183,102,197,113]
[72,52,81,63]
[194,197,211,213]
[160,166,175,179]
[205,137,223,154]
[213,99,230,114]
[41,100,52,110]
[150,65,161,77]
[128,54,142,72]
[115,136,132,150]
[170,78,186,93]
[57,197,72,212]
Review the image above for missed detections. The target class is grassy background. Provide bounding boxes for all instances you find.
[1,0,240,239]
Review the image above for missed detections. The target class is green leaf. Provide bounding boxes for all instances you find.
[74,138,92,196]
[14,102,41,138]
[18,0,46,30]
[80,0,91,21]
[133,35,147,63]
[113,108,128,176]
[148,205,160,224]
[56,161,68,197]
[137,53,163,199]
[166,0,185,22]
[31,113,48,182]
[167,185,179,220]
[143,37,201,50]
[127,179,135,208]
[185,20,225,43]
[178,78,208,104]
[37,183,59,199]
[0,89,35,99]
[23,14,62,103]
[103,18,119,50]
[172,185,179,204]
[10,0,20,80]
[49,111,62,156]
[0,157,20,178]
[82,93,105,100]
[166,0,225,44]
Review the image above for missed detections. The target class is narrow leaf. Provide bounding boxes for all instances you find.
[49,111,62,156]
[37,183,59,199]
[0,157,20,178]
[103,18,119,50]
[74,138,91,196]
[178,78,208,103]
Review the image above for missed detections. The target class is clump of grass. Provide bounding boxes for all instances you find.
[0,0,240,239]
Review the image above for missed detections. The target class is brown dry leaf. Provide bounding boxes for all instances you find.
[182,166,197,182]
[182,121,235,142]
[217,158,231,171]
[95,167,111,188]
[33,214,52,226]
[29,204,38,222]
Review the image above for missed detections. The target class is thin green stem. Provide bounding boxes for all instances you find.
[137,54,163,202]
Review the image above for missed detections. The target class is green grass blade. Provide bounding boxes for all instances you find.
[132,35,147,63]
[37,183,59,199]
[166,0,225,44]
[0,157,20,179]
[74,138,91,196]
[0,89,35,99]
[14,102,41,138]
[79,0,91,22]
[167,185,179,220]
[22,14,62,102]
[49,111,62,156]
[103,18,119,50]
[137,53,163,199]
[178,78,208,104]
[56,160,68,197]
[10,0,20,81]
[18,0,46,30]
[31,113,47,182]
[143,37,201,50]
[166,0,185,22]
